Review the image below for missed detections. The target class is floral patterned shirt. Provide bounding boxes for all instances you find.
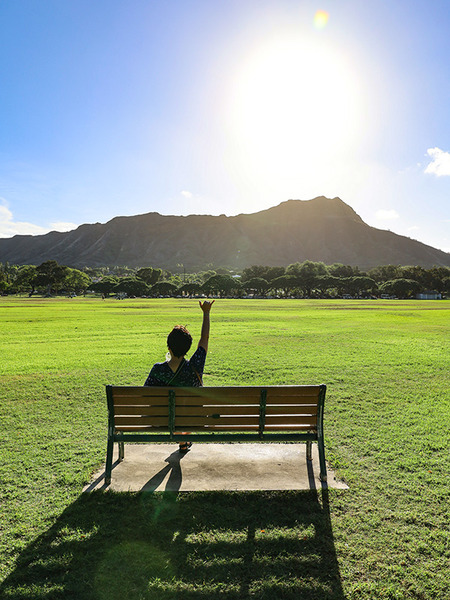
[144,346,206,387]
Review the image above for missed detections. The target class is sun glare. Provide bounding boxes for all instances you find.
[314,10,329,29]
[226,33,364,200]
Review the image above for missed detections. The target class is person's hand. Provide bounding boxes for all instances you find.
[199,300,215,312]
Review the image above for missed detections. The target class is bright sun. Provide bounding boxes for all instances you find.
[226,33,365,199]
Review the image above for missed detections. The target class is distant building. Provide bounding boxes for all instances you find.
[416,291,442,300]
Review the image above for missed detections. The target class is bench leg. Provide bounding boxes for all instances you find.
[105,429,114,485]
[306,440,312,461]
[118,441,124,462]
[318,436,327,482]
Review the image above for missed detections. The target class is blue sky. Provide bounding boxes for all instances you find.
[0,0,449,253]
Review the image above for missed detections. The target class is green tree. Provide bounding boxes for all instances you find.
[368,265,401,283]
[379,278,421,299]
[202,274,240,297]
[241,265,285,282]
[178,282,202,296]
[136,267,162,286]
[0,264,9,292]
[242,277,269,296]
[241,265,268,282]
[314,275,340,296]
[398,266,430,288]
[0,274,9,293]
[287,261,327,297]
[82,267,106,278]
[111,266,136,277]
[150,281,179,297]
[344,276,378,296]
[265,266,286,281]
[428,267,450,292]
[442,277,450,295]
[269,275,298,296]
[13,265,37,295]
[199,269,216,282]
[90,276,120,296]
[35,261,69,294]
[0,262,20,292]
[328,263,357,278]
[114,277,150,297]
[64,269,92,293]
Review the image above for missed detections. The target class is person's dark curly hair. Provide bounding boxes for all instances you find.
[167,325,192,358]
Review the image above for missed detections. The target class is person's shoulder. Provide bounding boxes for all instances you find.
[145,362,169,386]
[188,345,206,367]
[148,362,168,375]
[192,346,206,358]
[151,361,168,368]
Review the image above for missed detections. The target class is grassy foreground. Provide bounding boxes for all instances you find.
[0,297,449,599]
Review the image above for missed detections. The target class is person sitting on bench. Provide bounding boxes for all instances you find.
[144,300,214,452]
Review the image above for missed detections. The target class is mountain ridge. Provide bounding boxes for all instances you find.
[0,197,448,269]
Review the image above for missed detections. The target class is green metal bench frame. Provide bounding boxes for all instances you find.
[105,384,327,485]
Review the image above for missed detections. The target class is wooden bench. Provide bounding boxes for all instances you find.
[105,384,327,485]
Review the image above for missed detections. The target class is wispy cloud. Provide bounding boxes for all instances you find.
[376,209,400,220]
[0,199,77,238]
[424,147,450,176]
[181,190,193,199]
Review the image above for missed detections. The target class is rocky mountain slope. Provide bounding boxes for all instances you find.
[0,197,448,269]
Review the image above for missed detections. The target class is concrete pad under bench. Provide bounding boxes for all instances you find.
[84,443,348,492]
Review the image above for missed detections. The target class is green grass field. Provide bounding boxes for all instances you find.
[1,297,449,599]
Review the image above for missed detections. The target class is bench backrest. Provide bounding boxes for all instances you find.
[107,385,326,435]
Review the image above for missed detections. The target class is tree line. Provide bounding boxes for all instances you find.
[0,260,449,299]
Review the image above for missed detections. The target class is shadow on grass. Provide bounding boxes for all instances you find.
[0,488,345,599]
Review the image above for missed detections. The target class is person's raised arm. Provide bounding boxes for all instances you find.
[198,300,214,353]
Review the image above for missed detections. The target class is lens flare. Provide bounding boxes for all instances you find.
[314,10,329,29]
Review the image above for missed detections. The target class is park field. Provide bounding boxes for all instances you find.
[0,297,449,599]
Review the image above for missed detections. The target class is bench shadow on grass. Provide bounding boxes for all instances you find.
[1,485,346,599]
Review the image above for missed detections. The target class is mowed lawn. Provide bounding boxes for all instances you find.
[0,297,449,599]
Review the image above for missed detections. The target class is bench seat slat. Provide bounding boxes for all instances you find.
[115,426,169,432]
[176,405,260,416]
[112,385,320,397]
[266,387,320,396]
[265,396,320,405]
[174,415,318,427]
[172,397,319,407]
[114,405,317,418]
[115,424,317,432]
[177,416,257,426]
[174,405,317,416]
[114,404,318,418]
[115,415,318,427]
[180,425,317,431]
[115,416,169,426]
[114,406,169,416]
[113,391,320,407]
[113,397,264,407]
[113,396,319,407]
[115,416,259,426]
[114,405,260,417]
[169,387,271,397]
[265,405,317,416]
[114,398,171,407]
[265,415,317,425]
[173,385,321,396]
[111,388,171,398]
